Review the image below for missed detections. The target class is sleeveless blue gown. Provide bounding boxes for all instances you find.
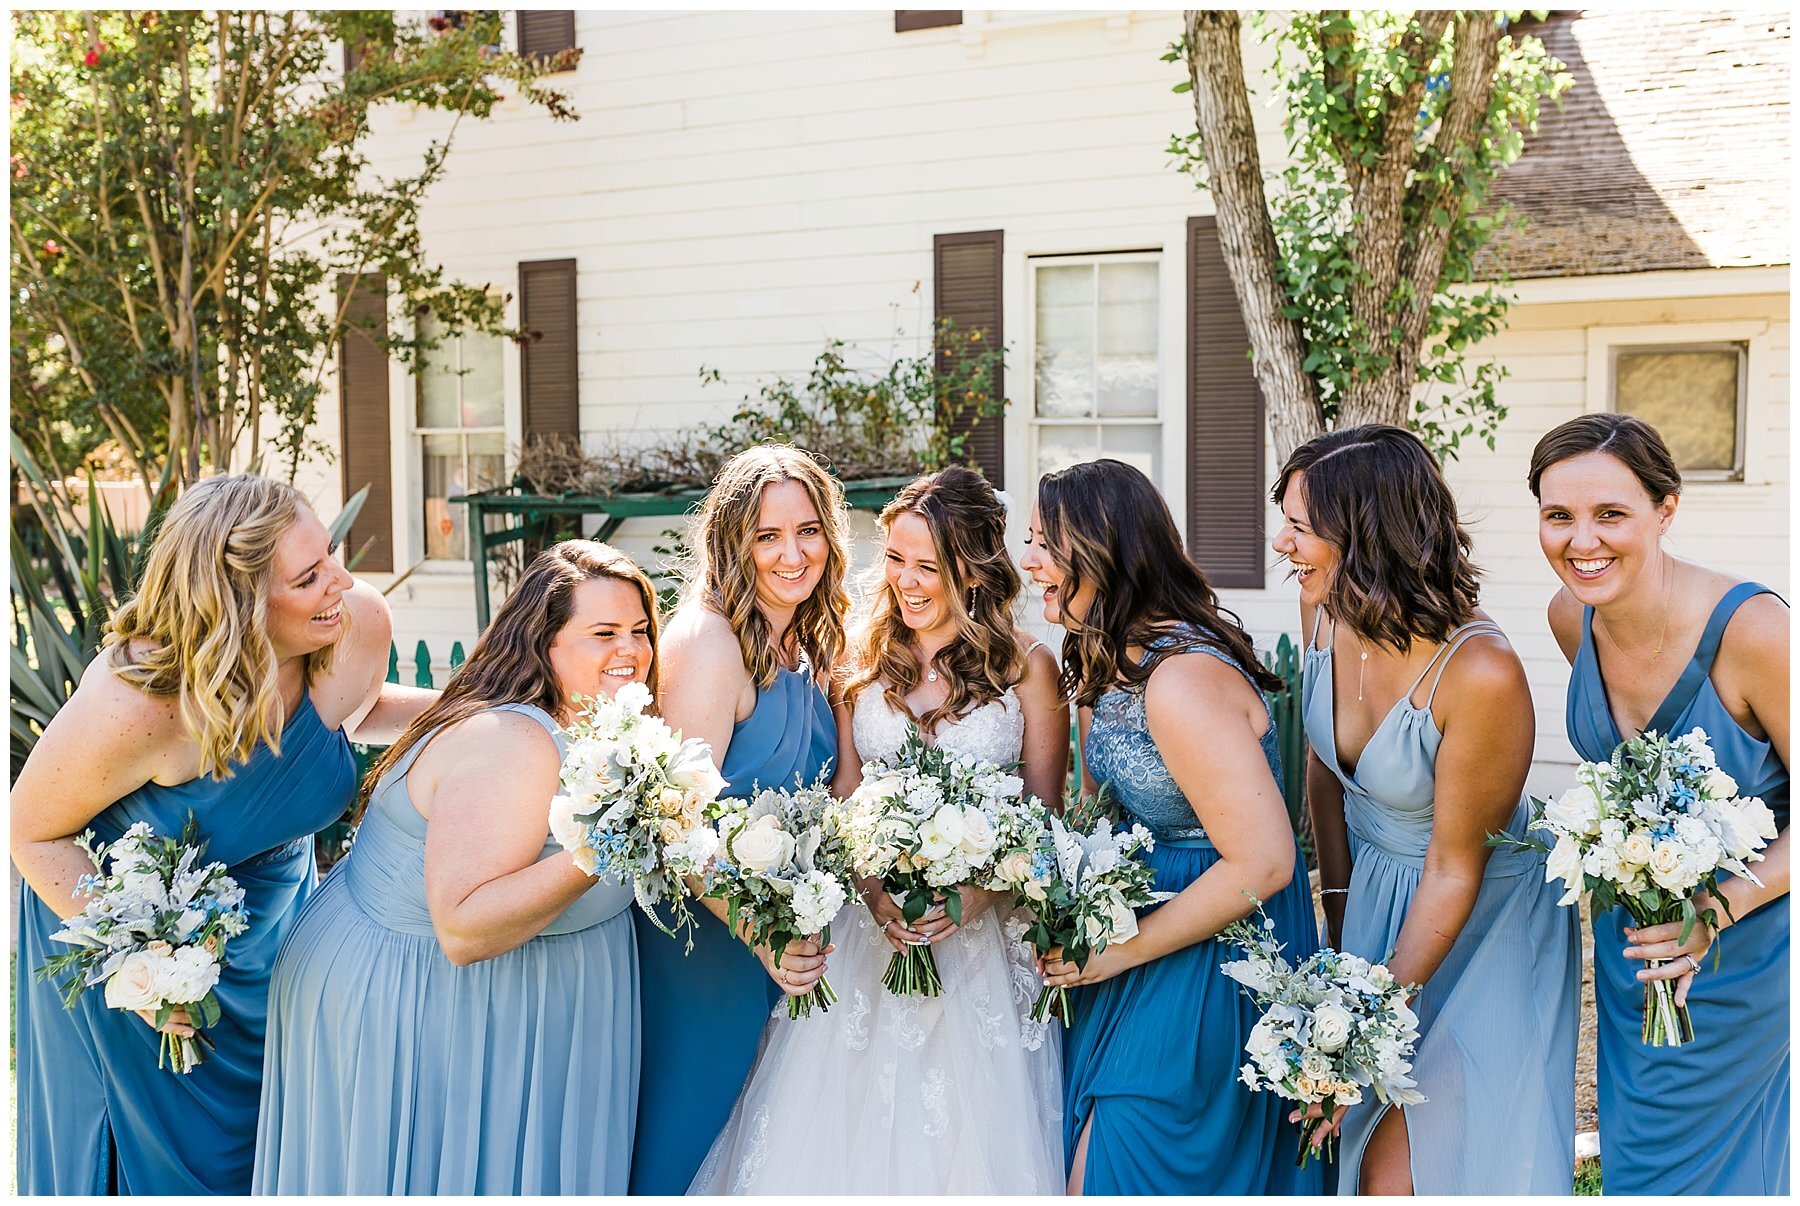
[629,658,837,1195]
[16,692,354,1195]
[1063,626,1323,1195]
[1304,617,1580,1194]
[1566,581,1789,1195]
[253,702,638,1193]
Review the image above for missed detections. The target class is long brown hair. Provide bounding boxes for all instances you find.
[1036,458,1280,707]
[846,465,1025,730]
[1272,424,1480,652]
[359,540,660,804]
[680,445,851,687]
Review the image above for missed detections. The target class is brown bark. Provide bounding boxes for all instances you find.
[1184,10,1323,463]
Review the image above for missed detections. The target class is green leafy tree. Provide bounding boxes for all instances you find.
[1170,11,1568,460]
[10,9,580,490]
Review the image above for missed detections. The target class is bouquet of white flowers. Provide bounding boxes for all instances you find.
[1001,792,1171,1026]
[549,682,724,948]
[837,730,1042,996]
[1220,903,1424,1169]
[1489,727,1777,1046]
[37,815,250,1074]
[704,779,853,1018]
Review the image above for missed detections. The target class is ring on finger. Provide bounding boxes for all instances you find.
[1684,954,1702,975]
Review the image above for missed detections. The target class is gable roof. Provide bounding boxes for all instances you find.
[1479,9,1790,279]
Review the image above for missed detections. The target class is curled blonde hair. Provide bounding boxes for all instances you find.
[103,474,343,779]
[846,465,1024,731]
[683,445,851,688]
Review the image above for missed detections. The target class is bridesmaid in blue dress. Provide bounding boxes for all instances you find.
[1274,425,1580,1194]
[255,540,656,1193]
[1531,413,1788,1195]
[12,474,428,1194]
[630,446,847,1195]
[1024,459,1323,1196]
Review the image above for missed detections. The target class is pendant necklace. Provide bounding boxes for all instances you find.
[1597,558,1675,665]
[1356,637,1369,702]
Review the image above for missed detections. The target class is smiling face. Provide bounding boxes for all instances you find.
[266,505,355,660]
[883,510,957,639]
[548,575,653,706]
[1271,472,1340,609]
[1019,501,1094,627]
[750,478,829,615]
[1536,450,1677,608]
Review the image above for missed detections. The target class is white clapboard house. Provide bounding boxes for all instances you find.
[294,9,1790,787]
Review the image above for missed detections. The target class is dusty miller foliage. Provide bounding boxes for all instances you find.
[1167,11,1568,459]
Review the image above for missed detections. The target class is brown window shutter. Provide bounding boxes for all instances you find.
[516,11,577,64]
[896,11,962,32]
[336,273,394,573]
[519,258,580,445]
[1186,215,1264,589]
[933,230,1004,487]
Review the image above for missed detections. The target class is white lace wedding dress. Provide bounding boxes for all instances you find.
[688,684,1065,1195]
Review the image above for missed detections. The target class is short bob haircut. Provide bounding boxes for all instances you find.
[1527,412,1683,503]
[1272,424,1481,653]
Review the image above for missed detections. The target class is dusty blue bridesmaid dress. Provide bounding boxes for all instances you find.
[16,692,354,1195]
[1062,626,1323,1195]
[1304,617,1581,1194]
[1567,582,1789,1195]
[252,702,639,1194]
[628,657,836,1195]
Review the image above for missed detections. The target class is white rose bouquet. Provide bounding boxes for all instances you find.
[1489,727,1777,1046]
[37,814,250,1074]
[704,779,852,1019]
[1220,901,1424,1170]
[1002,791,1171,1026]
[550,682,724,949]
[836,730,1042,997]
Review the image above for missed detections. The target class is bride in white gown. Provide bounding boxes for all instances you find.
[690,466,1070,1195]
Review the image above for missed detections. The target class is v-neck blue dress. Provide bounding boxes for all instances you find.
[1566,581,1789,1195]
[1303,617,1580,1194]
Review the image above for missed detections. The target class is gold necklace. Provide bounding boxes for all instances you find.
[1356,637,1369,702]
[1596,559,1675,665]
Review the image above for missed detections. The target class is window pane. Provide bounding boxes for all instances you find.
[1101,423,1162,486]
[461,333,505,428]
[422,433,471,560]
[417,315,461,429]
[1036,423,1100,477]
[1096,262,1158,417]
[1035,265,1095,418]
[466,431,508,494]
[1615,348,1740,472]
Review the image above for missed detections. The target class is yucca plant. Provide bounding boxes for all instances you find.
[9,435,367,782]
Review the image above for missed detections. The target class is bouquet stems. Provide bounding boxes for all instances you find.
[1640,964,1695,1047]
[882,943,942,997]
[159,1028,214,1075]
[1296,1116,1336,1170]
[787,974,838,1019]
[1030,984,1073,1027]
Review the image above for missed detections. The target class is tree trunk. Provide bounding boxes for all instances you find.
[1184,11,1323,464]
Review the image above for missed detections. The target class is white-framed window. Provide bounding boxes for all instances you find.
[1610,342,1747,481]
[415,314,507,561]
[1028,252,1163,484]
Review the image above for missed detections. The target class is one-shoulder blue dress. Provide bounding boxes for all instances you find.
[1304,617,1580,1194]
[16,692,354,1195]
[253,702,639,1194]
[1566,581,1789,1195]
[629,658,837,1195]
[1062,626,1323,1195]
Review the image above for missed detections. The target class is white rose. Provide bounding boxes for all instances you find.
[992,849,1033,887]
[1544,835,1584,905]
[1312,1002,1355,1053]
[1544,785,1603,837]
[548,793,588,854]
[1104,893,1139,944]
[1703,768,1739,800]
[957,808,997,859]
[1022,875,1050,904]
[1619,830,1654,867]
[1299,1049,1333,1080]
[570,844,600,877]
[1647,841,1690,891]
[1245,1018,1283,1059]
[104,950,165,1012]
[666,744,727,804]
[730,814,796,875]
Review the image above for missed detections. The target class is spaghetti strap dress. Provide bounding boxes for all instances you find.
[629,657,838,1195]
[1062,624,1324,1195]
[1304,617,1580,1194]
[16,692,354,1195]
[1565,581,1789,1195]
[252,702,639,1194]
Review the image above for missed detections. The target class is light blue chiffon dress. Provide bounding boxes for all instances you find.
[16,692,354,1195]
[629,657,837,1195]
[1304,616,1580,1194]
[1063,626,1324,1195]
[1567,581,1789,1195]
[252,702,639,1194]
